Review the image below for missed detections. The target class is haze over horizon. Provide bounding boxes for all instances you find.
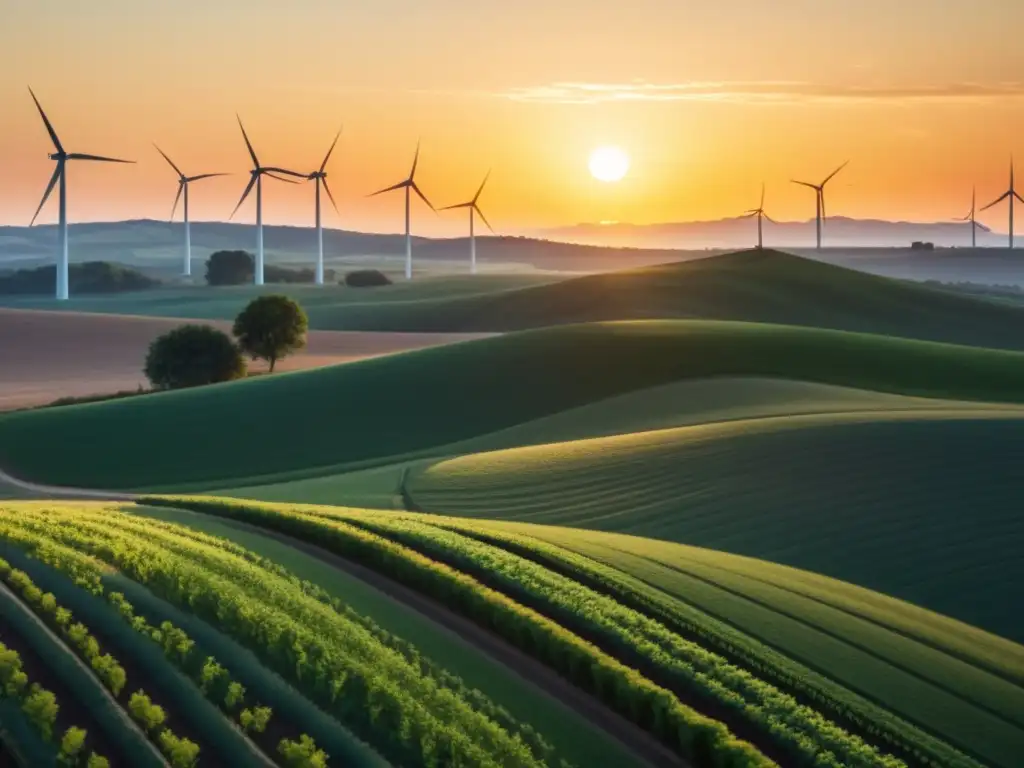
[1,1,1022,238]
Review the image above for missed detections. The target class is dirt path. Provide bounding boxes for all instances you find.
[0,468,685,767]
[0,307,489,411]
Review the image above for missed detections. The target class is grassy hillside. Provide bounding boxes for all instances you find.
[145,495,1024,768]
[5,250,1024,348]
[408,411,1024,642]
[6,321,1024,490]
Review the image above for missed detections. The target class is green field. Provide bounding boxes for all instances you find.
[2,248,1022,767]
[4,250,1024,347]
[5,320,1024,492]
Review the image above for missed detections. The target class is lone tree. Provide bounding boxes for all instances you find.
[232,295,308,373]
[144,325,247,390]
[205,250,254,286]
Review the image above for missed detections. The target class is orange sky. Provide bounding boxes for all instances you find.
[1,1,1023,237]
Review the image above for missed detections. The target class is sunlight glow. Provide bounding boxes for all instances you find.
[589,146,629,182]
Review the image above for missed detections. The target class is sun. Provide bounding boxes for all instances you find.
[589,146,629,182]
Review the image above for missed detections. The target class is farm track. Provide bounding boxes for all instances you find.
[0,468,687,768]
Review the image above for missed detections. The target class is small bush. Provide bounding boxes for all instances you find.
[22,686,59,741]
[128,691,166,733]
[240,706,272,734]
[158,730,200,768]
[205,250,254,286]
[278,734,328,768]
[343,269,391,288]
[85,755,110,768]
[59,726,87,764]
[144,324,247,391]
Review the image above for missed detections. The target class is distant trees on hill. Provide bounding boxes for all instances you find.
[0,262,159,295]
[205,250,336,285]
[343,269,392,287]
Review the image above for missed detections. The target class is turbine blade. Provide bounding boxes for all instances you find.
[266,173,300,184]
[28,87,63,154]
[230,175,258,220]
[409,140,421,180]
[820,193,827,222]
[322,177,340,214]
[740,211,758,218]
[320,126,342,173]
[475,205,495,233]
[171,182,184,221]
[186,172,230,182]
[368,179,409,197]
[980,190,1012,211]
[263,167,307,178]
[30,164,62,226]
[763,213,777,224]
[473,169,492,203]
[153,144,184,177]
[66,153,135,163]
[439,201,473,211]
[1015,191,1024,205]
[821,160,849,186]
[237,115,259,167]
[791,180,818,190]
[759,182,765,209]
[411,180,435,212]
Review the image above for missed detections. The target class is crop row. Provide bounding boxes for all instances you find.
[143,495,775,768]
[107,510,560,765]
[0,507,547,768]
[0,532,332,768]
[0,633,110,767]
[334,512,906,768]
[425,519,983,768]
[0,554,201,767]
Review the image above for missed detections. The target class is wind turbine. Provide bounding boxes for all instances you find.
[230,116,306,285]
[981,157,1024,249]
[28,87,134,301]
[154,146,228,277]
[792,161,849,249]
[742,183,773,249]
[368,141,435,280]
[956,186,979,248]
[440,170,494,274]
[305,127,342,285]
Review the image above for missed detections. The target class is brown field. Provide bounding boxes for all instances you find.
[0,308,489,411]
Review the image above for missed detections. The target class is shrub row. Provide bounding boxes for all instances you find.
[0,635,110,767]
[1,508,544,768]
[143,496,773,768]
[104,510,560,765]
[0,553,201,767]
[431,520,982,768]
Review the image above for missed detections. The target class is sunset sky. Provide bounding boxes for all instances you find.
[1,1,1022,237]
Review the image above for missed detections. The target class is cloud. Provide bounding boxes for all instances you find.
[498,80,1024,105]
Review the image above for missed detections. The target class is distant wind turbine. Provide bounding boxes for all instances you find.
[368,141,435,280]
[981,157,1024,249]
[154,145,228,277]
[230,116,306,285]
[304,127,342,285]
[956,186,979,248]
[792,161,849,250]
[28,87,135,301]
[742,183,774,249]
[440,170,494,274]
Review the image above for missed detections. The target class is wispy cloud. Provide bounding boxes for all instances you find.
[497,80,1024,105]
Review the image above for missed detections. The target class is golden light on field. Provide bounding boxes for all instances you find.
[589,146,630,183]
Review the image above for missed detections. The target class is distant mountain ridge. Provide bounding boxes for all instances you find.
[537,216,996,249]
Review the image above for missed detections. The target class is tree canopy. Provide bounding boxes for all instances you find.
[144,325,247,390]
[205,251,255,286]
[232,295,308,373]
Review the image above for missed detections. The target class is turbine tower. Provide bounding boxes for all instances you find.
[742,183,774,249]
[440,170,494,274]
[230,116,306,285]
[28,88,134,301]
[154,146,228,277]
[792,161,848,250]
[368,142,435,280]
[981,157,1023,249]
[956,186,979,248]
[305,127,342,285]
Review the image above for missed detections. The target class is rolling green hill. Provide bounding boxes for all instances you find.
[5,320,1024,491]
[5,250,1024,348]
[407,410,1024,643]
